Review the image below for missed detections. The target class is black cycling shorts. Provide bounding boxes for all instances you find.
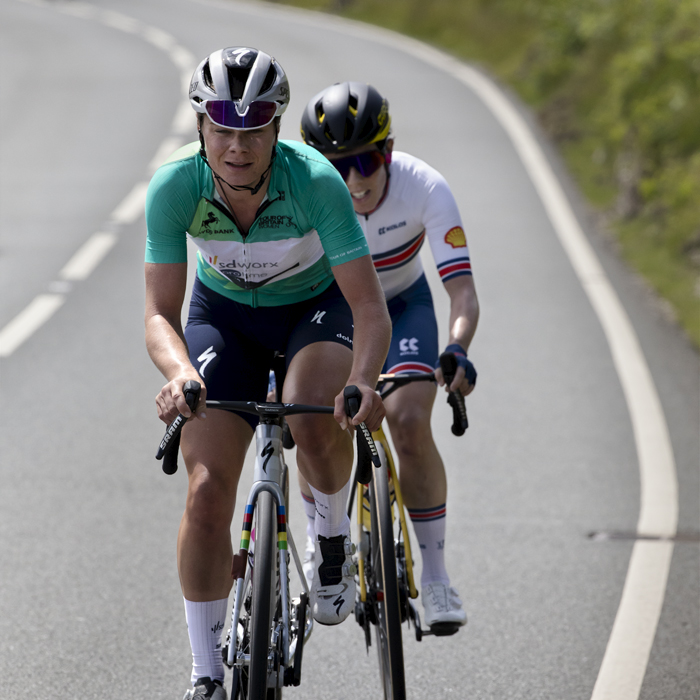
[185,277,354,429]
[384,274,438,375]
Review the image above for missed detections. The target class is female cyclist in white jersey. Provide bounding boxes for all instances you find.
[145,52,390,700]
[300,81,479,633]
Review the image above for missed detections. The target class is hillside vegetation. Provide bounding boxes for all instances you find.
[270,0,700,346]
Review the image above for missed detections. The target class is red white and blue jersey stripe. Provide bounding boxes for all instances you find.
[356,151,472,300]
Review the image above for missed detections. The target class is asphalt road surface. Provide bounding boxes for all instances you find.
[0,1,698,698]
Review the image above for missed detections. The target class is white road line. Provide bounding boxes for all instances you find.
[60,232,118,281]
[173,100,196,136]
[0,295,65,358]
[591,541,675,699]
[149,136,184,173]
[109,181,149,224]
[3,0,195,358]
[100,8,141,33]
[199,1,679,695]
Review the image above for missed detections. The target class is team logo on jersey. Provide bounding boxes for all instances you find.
[202,212,220,229]
[444,227,467,248]
[378,221,406,235]
[399,337,419,354]
[258,215,296,229]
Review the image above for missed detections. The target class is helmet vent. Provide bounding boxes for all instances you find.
[357,118,376,141]
[202,61,214,91]
[261,65,277,95]
[226,66,249,100]
[315,102,325,123]
[344,118,355,141]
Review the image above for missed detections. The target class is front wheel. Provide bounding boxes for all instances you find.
[370,444,406,699]
[247,490,280,699]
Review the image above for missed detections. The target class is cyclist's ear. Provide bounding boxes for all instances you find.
[384,138,394,164]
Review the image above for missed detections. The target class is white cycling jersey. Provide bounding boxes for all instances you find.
[356,151,472,300]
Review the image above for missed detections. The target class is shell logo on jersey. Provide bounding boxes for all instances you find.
[444,227,467,248]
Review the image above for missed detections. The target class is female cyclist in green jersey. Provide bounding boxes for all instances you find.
[144,48,391,700]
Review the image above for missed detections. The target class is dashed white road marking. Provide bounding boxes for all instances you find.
[149,136,185,173]
[60,232,118,281]
[110,181,150,225]
[3,0,195,357]
[0,295,65,358]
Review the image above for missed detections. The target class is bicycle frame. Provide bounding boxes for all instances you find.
[351,353,469,692]
[356,424,418,605]
[228,419,311,671]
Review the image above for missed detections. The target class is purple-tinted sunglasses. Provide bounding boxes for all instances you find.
[204,100,278,130]
[330,150,387,180]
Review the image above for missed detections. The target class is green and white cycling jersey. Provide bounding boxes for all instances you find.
[145,139,369,307]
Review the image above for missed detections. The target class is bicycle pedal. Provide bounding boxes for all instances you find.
[428,621,461,637]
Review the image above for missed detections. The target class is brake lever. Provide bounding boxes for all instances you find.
[438,353,468,436]
[156,380,201,474]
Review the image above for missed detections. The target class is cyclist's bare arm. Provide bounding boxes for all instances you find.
[435,275,480,395]
[145,262,207,423]
[331,254,391,431]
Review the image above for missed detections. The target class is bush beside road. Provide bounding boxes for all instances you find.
[271,0,700,346]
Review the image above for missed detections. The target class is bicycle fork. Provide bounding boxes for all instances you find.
[226,423,313,682]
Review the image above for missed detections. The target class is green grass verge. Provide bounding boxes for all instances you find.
[264,0,700,347]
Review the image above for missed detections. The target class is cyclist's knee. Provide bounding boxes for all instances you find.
[290,413,344,460]
[185,470,236,534]
[388,407,433,458]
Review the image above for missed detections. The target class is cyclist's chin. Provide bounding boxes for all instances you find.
[220,161,262,185]
[351,191,381,214]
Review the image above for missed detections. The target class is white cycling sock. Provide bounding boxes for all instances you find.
[309,478,351,538]
[300,488,317,541]
[184,597,228,685]
[407,504,450,587]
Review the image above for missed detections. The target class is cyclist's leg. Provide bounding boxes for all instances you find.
[383,278,466,628]
[384,381,445,514]
[178,280,270,686]
[179,412,252,601]
[384,275,446,534]
[283,286,357,624]
[179,412,252,685]
[282,283,355,500]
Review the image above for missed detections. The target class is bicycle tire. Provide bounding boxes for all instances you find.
[370,444,406,699]
[248,490,277,699]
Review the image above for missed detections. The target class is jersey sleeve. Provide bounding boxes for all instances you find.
[422,170,473,284]
[305,162,370,267]
[144,159,200,264]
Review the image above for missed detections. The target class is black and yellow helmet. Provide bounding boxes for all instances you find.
[300,82,391,154]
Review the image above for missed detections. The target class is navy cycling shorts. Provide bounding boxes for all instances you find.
[384,274,438,375]
[185,277,354,428]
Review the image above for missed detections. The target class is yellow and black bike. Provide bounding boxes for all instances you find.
[347,352,469,700]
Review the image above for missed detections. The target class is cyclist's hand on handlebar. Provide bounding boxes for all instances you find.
[435,344,477,397]
[335,382,385,432]
[155,374,207,424]
[435,364,476,397]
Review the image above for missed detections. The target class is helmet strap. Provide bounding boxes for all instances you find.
[198,129,209,165]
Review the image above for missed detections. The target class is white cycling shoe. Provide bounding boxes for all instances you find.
[422,582,467,635]
[310,533,356,625]
[183,677,226,700]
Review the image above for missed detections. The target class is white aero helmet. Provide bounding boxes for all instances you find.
[189,47,290,129]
